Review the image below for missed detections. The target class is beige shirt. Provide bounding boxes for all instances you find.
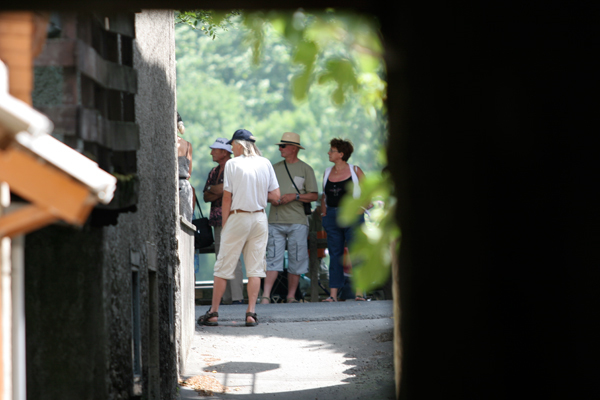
[268,159,318,225]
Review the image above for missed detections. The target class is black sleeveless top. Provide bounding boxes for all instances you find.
[325,177,352,208]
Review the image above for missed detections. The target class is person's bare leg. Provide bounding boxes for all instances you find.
[287,273,300,301]
[209,277,227,322]
[261,270,278,304]
[246,277,261,323]
[215,227,234,304]
[230,258,244,302]
[222,281,233,304]
[323,287,338,302]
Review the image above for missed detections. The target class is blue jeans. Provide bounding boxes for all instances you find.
[322,207,364,290]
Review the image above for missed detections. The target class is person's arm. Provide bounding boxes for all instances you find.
[221,190,232,227]
[355,166,373,212]
[203,183,224,203]
[278,191,318,205]
[302,192,319,202]
[266,162,281,206]
[280,165,320,205]
[187,143,193,178]
[355,166,365,181]
[203,166,224,203]
[267,188,281,205]
[203,169,214,203]
[269,194,281,206]
[303,168,320,203]
[203,190,217,203]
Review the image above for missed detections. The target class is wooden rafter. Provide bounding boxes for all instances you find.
[0,146,95,227]
[0,203,57,238]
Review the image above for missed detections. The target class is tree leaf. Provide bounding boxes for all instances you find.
[292,71,311,101]
[292,40,318,69]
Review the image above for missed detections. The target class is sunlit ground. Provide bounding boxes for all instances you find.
[182,307,395,399]
[197,335,349,392]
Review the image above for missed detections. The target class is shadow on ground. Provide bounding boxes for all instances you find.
[180,301,395,399]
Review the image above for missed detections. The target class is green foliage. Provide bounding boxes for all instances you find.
[338,152,399,292]
[176,10,386,110]
[291,40,318,101]
[175,10,240,39]
[175,12,386,194]
[319,58,359,105]
[175,9,398,291]
[242,12,267,65]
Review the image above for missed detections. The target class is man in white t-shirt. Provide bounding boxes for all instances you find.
[261,132,318,304]
[197,129,280,327]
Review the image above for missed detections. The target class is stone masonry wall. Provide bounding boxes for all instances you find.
[25,9,179,400]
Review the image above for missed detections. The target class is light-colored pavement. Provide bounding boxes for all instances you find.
[179,300,395,400]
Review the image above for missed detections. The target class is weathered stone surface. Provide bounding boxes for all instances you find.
[25,10,181,400]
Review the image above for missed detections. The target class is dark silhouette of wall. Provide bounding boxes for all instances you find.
[382,3,597,399]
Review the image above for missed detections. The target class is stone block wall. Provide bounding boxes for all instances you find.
[24,10,183,400]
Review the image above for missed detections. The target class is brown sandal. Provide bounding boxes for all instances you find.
[198,309,219,326]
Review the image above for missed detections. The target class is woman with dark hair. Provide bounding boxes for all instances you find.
[177,112,194,221]
[320,138,365,302]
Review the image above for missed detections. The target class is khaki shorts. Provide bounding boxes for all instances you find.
[213,212,268,280]
[266,223,309,275]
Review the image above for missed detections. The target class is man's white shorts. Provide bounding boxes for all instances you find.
[214,212,268,280]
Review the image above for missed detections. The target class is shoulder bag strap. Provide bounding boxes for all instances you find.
[195,195,205,218]
[283,161,301,194]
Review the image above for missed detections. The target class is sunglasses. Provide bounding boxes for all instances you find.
[278,144,287,149]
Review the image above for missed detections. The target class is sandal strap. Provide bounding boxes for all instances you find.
[246,312,258,322]
[202,309,218,319]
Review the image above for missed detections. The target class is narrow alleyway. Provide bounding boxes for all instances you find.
[179,300,395,399]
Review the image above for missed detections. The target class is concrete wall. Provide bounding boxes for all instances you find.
[132,10,195,379]
[132,9,179,400]
[177,217,196,374]
[24,9,183,400]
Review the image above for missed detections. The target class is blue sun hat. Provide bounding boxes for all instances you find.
[226,129,256,144]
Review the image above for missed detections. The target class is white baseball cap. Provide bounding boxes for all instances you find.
[209,138,233,153]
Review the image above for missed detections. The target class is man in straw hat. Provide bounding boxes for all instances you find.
[203,137,244,305]
[198,129,280,326]
[260,132,318,304]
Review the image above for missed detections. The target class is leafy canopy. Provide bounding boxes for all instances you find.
[175,9,396,292]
